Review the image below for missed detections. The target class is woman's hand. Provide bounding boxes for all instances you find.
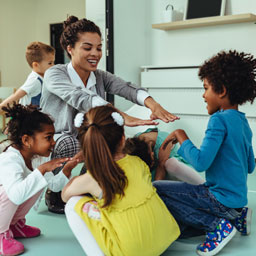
[144,97,179,123]
[37,157,72,175]
[121,112,159,127]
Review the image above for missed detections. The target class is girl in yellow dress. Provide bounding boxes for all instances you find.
[62,105,180,256]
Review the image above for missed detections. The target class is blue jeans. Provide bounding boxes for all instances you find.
[153,181,240,237]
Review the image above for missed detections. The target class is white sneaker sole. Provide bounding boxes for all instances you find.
[244,208,252,235]
[196,227,237,256]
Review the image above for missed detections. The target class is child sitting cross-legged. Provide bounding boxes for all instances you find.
[0,103,79,256]
[62,105,180,256]
[153,50,256,256]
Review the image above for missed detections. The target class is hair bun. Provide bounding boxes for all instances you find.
[63,16,79,29]
[3,103,38,120]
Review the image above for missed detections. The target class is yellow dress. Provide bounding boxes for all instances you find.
[75,155,180,256]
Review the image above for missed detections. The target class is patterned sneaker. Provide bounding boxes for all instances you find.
[235,207,252,235]
[196,219,237,256]
[10,219,41,239]
[0,230,24,256]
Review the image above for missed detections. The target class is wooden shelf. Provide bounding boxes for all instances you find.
[152,13,256,31]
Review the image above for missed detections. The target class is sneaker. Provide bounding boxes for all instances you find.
[45,189,65,214]
[10,219,40,239]
[196,219,237,256]
[235,207,252,235]
[0,230,24,256]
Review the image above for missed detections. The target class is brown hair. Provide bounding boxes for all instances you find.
[78,105,127,208]
[60,15,101,59]
[124,137,154,169]
[25,41,55,68]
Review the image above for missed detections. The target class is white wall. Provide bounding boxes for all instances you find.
[85,0,106,71]
[84,0,153,111]
[113,0,152,111]
[142,0,256,150]
[0,0,85,88]
[112,0,256,112]
[149,0,256,66]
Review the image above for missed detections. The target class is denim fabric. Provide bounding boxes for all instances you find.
[153,181,240,237]
[31,77,43,107]
[31,93,41,106]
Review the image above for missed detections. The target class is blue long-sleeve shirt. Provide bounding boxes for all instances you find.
[178,109,255,208]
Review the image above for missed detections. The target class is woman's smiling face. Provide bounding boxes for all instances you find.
[68,32,102,73]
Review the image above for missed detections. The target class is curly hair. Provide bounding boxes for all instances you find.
[199,50,256,105]
[60,15,101,59]
[124,137,154,169]
[2,103,53,148]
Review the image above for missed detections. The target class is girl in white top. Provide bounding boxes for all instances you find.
[0,103,79,256]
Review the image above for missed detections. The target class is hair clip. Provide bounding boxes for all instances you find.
[111,112,124,126]
[74,113,84,128]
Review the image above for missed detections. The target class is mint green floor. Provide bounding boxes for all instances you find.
[21,172,256,256]
[0,130,256,256]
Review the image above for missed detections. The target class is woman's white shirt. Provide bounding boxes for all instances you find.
[67,62,149,107]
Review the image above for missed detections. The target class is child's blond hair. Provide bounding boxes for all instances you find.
[25,41,55,68]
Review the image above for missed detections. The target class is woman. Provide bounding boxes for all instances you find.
[40,16,179,213]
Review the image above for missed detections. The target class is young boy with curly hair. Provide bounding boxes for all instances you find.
[153,50,256,256]
[0,42,55,110]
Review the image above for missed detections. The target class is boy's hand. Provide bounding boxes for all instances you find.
[173,129,189,144]
[162,137,178,150]
[162,129,189,148]
[38,157,72,175]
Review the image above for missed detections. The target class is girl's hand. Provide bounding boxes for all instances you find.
[38,157,72,175]
[73,151,84,163]
[155,135,177,181]
[158,136,177,166]
[161,131,178,150]
[62,151,84,177]
[144,97,179,123]
[62,158,80,177]
[122,112,159,127]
